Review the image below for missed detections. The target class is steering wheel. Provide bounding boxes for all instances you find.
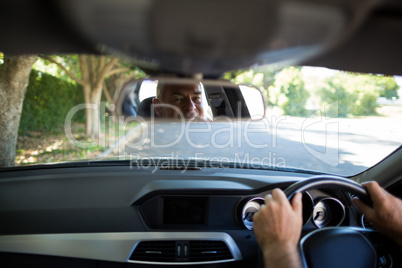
[283,175,384,268]
[284,175,372,206]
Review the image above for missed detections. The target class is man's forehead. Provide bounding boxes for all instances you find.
[164,84,201,94]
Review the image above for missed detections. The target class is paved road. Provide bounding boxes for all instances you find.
[107,114,401,176]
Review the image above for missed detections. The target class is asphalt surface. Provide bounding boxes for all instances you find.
[107,112,401,176]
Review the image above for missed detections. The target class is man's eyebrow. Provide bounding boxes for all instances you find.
[169,90,201,96]
[170,92,185,96]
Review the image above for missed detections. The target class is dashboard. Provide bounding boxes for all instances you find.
[0,165,394,267]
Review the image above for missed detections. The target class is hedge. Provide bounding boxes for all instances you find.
[19,69,85,135]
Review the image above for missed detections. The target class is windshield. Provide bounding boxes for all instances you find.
[6,55,402,176]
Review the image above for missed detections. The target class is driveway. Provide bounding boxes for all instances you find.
[105,106,401,176]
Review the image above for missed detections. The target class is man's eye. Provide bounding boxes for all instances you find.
[193,97,202,103]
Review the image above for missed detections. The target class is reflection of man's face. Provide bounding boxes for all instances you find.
[152,84,205,119]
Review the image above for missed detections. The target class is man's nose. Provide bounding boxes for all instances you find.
[182,98,196,112]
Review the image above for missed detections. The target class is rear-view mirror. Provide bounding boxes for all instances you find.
[115,77,265,122]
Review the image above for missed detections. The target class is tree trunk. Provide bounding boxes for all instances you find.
[0,55,37,167]
[82,84,93,137]
[87,84,103,139]
[82,56,122,139]
[41,54,128,140]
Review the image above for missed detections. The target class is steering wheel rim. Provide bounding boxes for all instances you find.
[284,175,372,206]
[284,175,379,268]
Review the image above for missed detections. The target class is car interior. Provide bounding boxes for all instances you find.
[1,0,402,267]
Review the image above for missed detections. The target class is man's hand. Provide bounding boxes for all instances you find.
[253,189,303,268]
[353,181,402,246]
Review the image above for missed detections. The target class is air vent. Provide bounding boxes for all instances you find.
[189,240,233,262]
[130,241,176,262]
[130,240,234,263]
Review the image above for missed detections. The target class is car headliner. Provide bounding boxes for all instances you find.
[1,0,402,76]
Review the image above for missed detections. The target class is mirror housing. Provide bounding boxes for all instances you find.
[114,77,266,122]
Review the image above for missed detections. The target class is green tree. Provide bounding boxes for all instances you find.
[372,75,399,100]
[317,75,357,117]
[223,68,278,106]
[104,66,146,107]
[268,67,309,116]
[348,74,380,116]
[317,72,381,117]
[40,54,133,139]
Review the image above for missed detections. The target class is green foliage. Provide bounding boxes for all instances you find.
[317,73,380,117]
[35,55,80,84]
[317,76,357,117]
[268,67,310,116]
[352,87,379,116]
[19,69,85,135]
[374,75,400,100]
[225,66,400,118]
[222,70,248,81]
[223,68,278,106]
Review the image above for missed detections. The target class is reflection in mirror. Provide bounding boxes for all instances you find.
[115,78,265,122]
[240,85,266,120]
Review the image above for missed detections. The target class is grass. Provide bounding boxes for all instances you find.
[15,120,139,166]
[15,124,100,165]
